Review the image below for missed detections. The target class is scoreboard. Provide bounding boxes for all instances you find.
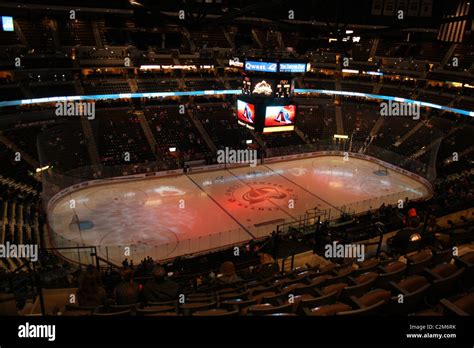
[237,59,308,133]
[241,76,294,99]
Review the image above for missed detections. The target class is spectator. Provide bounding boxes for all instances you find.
[254,253,280,280]
[77,271,107,307]
[143,266,179,303]
[114,268,140,305]
[122,258,129,268]
[216,261,241,285]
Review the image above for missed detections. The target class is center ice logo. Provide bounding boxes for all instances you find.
[225,181,297,212]
[242,186,287,204]
[217,147,258,167]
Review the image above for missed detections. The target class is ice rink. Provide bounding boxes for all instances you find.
[48,156,431,264]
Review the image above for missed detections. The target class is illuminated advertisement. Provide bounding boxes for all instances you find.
[237,100,256,127]
[264,105,297,132]
[244,60,278,73]
[279,62,309,73]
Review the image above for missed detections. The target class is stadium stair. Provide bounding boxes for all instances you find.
[222,29,235,50]
[368,38,379,61]
[393,122,424,147]
[442,43,458,67]
[79,117,101,169]
[187,109,217,153]
[334,71,344,135]
[91,20,104,48]
[12,19,28,46]
[251,29,263,49]
[0,136,39,169]
[137,111,159,158]
[294,128,310,144]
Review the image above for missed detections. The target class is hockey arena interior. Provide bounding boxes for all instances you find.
[0,0,474,326]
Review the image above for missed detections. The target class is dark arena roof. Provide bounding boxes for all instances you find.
[0,0,473,346]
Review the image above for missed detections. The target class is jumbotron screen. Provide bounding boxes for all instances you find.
[263,105,297,133]
[1,16,14,32]
[237,99,255,129]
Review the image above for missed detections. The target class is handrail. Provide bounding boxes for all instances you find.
[96,256,121,270]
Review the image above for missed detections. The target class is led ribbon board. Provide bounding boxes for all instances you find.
[0,89,472,117]
[279,63,309,73]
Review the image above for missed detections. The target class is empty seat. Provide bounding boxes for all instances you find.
[248,303,293,315]
[65,304,96,313]
[193,309,239,316]
[406,249,433,275]
[219,291,249,301]
[136,305,176,316]
[298,291,340,313]
[390,275,431,314]
[320,282,348,300]
[424,263,465,300]
[440,292,474,316]
[431,248,454,265]
[354,258,380,275]
[325,266,353,285]
[285,282,319,297]
[93,309,131,316]
[180,302,217,315]
[307,303,352,316]
[221,298,257,314]
[187,296,215,303]
[342,272,379,300]
[377,260,407,289]
[308,274,328,287]
[0,294,18,315]
[260,290,294,306]
[454,251,474,288]
[352,289,391,308]
[347,288,391,315]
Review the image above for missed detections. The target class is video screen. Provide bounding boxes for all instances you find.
[1,16,13,32]
[237,99,255,125]
[264,105,297,132]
